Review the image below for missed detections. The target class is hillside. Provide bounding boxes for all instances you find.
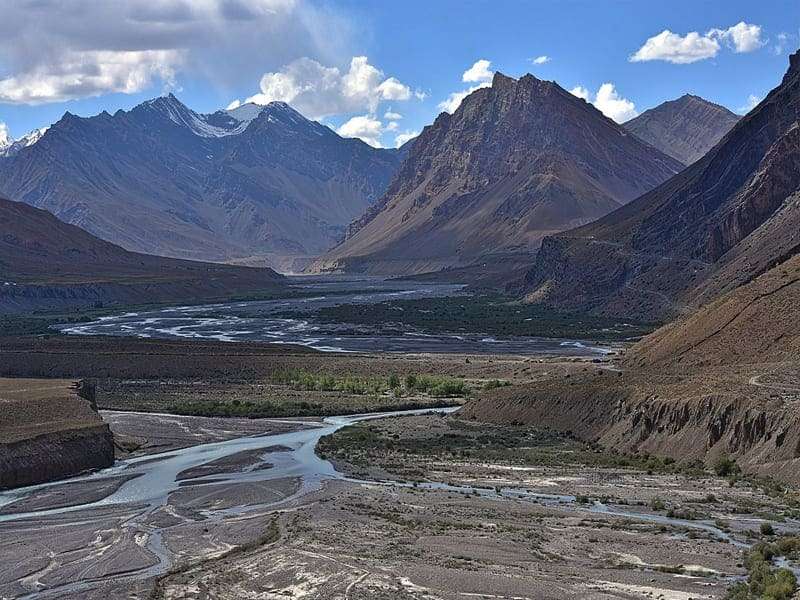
[0,96,401,271]
[522,50,800,321]
[0,197,286,313]
[623,94,740,165]
[310,72,682,276]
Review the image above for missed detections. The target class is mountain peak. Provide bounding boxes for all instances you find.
[491,71,516,88]
[623,94,740,165]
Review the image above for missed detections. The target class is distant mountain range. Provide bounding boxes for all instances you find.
[0,197,286,313]
[0,95,402,272]
[623,94,740,165]
[311,72,683,276]
[522,50,800,322]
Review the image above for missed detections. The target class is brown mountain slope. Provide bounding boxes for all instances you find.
[625,252,800,368]
[310,72,682,276]
[0,197,285,313]
[522,50,800,321]
[623,94,740,165]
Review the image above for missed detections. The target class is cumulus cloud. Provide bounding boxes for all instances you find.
[383,110,402,120]
[0,0,352,104]
[531,55,551,65]
[438,60,495,114]
[336,114,384,147]
[630,22,764,64]
[570,86,590,102]
[711,22,765,53]
[570,83,638,122]
[394,130,419,148]
[630,30,720,64]
[462,59,493,83]
[242,56,413,119]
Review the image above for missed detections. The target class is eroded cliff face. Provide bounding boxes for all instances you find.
[0,379,115,490]
[461,373,800,484]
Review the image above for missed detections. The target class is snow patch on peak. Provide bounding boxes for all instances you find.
[0,125,49,157]
[0,123,12,150]
[226,102,264,124]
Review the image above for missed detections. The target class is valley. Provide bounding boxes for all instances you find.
[1,9,799,599]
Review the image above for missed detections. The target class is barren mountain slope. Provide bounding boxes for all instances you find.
[311,72,682,276]
[522,50,800,321]
[623,94,740,165]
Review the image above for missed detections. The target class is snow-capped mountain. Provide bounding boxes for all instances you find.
[0,126,49,158]
[0,94,403,270]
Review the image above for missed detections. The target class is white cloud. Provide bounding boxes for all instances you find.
[570,86,590,101]
[394,130,419,148]
[711,22,765,53]
[384,110,402,120]
[226,99,242,110]
[739,94,761,114]
[245,56,413,119]
[630,22,765,65]
[774,33,789,55]
[385,121,399,131]
[336,114,384,147]
[531,55,551,65]
[630,30,720,64]
[570,83,638,122]
[438,60,495,114]
[376,77,411,101]
[0,49,182,104]
[0,0,353,104]
[462,59,493,83]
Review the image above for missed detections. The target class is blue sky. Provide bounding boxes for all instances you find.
[0,0,798,147]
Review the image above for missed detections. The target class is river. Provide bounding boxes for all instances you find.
[54,276,615,355]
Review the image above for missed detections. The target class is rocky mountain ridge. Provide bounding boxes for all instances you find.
[623,94,740,165]
[522,50,800,321]
[311,72,683,276]
[0,95,402,270]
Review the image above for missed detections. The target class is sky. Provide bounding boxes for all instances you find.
[0,0,798,148]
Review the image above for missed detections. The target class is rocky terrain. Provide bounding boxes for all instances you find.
[521,50,800,322]
[0,96,402,269]
[0,378,114,489]
[465,245,800,486]
[0,197,286,313]
[623,94,740,165]
[312,72,682,276]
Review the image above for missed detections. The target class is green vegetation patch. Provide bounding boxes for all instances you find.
[277,294,656,341]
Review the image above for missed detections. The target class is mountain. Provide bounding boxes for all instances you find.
[0,197,286,313]
[0,127,49,158]
[522,50,800,321]
[623,95,740,165]
[310,72,683,276]
[0,95,402,271]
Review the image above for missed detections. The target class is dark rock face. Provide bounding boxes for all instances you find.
[0,425,115,490]
[623,95,740,165]
[522,50,800,321]
[312,72,682,276]
[0,96,401,268]
[0,379,115,490]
